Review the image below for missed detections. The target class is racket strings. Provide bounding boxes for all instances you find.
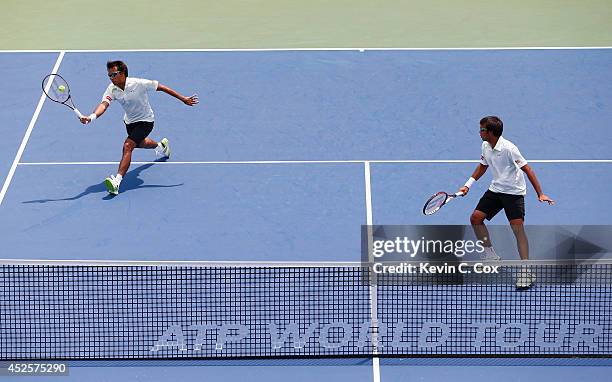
[46,75,70,103]
[424,193,447,215]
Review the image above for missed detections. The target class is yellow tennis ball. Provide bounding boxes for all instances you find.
[58,85,66,93]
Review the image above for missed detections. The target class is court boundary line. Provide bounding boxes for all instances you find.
[17,159,612,166]
[1,47,612,53]
[0,51,65,207]
[364,162,381,382]
[0,259,362,267]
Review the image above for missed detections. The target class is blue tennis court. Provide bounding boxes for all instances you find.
[1,49,611,381]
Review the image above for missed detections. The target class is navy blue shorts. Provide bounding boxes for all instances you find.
[125,121,154,146]
[476,190,525,221]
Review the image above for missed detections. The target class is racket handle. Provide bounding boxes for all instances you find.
[454,191,466,197]
[73,108,84,119]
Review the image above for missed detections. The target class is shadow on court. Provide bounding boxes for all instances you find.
[22,160,183,203]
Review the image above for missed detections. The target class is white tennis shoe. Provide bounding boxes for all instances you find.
[156,138,171,159]
[104,175,120,195]
[480,247,501,261]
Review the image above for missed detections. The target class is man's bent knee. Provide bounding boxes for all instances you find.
[123,139,137,152]
[470,211,486,225]
[509,218,524,226]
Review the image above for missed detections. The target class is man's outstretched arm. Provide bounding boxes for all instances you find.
[157,83,199,106]
[521,164,554,204]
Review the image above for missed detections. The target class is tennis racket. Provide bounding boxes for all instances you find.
[422,191,465,215]
[42,74,84,118]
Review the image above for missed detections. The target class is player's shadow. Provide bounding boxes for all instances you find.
[22,159,183,203]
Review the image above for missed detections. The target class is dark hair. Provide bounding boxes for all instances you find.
[106,60,128,77]
[480,116,503,137]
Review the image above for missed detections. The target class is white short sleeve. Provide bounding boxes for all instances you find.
[101,84,114,105]
[134,78,159,91]
[510,145,528,168]
[480,142,489,165]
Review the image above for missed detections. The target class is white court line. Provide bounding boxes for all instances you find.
[0,259,363,267]
[17,159,612,166]
[0,47,612,53]
[364,162,381,382]
[364,162,374,225]
[0,51,65,207]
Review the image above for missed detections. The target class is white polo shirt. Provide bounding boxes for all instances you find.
[102,77,159,124]
[480,136,528,195]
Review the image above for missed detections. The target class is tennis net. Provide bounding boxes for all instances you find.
[1,260,610,359]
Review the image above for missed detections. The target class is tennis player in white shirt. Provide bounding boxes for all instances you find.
[459,116,554,288]
[79,60,198,195]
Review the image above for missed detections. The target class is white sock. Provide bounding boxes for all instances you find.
[484,246,496,256]
[115,174,123,183]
